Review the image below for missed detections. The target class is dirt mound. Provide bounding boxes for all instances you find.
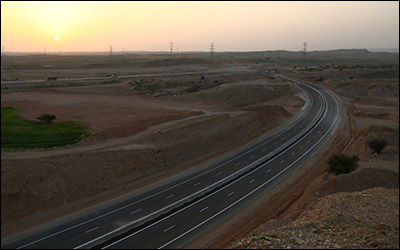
[307,166,399,206]
[336,82,399,99]
[232,187,399,249]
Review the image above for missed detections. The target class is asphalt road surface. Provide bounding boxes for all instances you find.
[0,67,250,89]
[1,74,340,249]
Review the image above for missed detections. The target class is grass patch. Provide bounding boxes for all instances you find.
[313,228,324,234]
[1,107,91,149]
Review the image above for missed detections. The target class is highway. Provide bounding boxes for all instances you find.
[0,66,250,89]
[1,74,340,249]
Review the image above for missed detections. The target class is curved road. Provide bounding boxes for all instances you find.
[1,74,340,249]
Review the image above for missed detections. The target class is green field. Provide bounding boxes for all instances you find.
[1,107,90,149]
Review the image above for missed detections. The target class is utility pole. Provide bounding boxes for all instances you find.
[210,42,215,62]
[2,46,5,56]
[44,46,46,55]
[302,42,307,60]
[110,45,113,55]
[170,42,173,54]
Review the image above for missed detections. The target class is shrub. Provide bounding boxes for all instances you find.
[367,138,388,154]
[37,114,56,124]
[327,154,360,175]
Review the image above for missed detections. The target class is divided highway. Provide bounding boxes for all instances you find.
[1,74,340,249]
[0,67,250,89]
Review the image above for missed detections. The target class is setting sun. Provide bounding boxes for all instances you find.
[54,36,59,41]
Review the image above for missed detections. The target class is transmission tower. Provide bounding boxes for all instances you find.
[110,45,113,55]
[302,42,307,60]
[210,42,215,62]
[44,47,46,55]
[2,46,5,56]
[170,42,173,54]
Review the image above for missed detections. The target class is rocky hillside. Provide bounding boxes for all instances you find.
[231,187,399,249]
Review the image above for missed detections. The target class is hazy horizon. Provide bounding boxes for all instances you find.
[2,1,399,53]
[2,47,399,56]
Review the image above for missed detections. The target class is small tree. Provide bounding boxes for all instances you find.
[37,114,56,124]
[368,138,388,154]
[327,154,359,175]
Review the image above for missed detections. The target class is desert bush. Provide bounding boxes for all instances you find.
[37,114,56,124]
[367,138,388,154]
[327,154,359,175]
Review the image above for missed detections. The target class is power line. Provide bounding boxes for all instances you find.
[302,42,307,60]
[210,42,215,61]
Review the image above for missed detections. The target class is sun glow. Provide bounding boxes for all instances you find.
[1,1,398,52]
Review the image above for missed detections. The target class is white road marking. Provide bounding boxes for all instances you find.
[163,225,176,233]
[235,162,241,166]
[249,179,255,184]
[300,146,304,149]
[227,191,235,197]
[272,142,276,145]
[216,171,223,176]
[249,155,255,159]
[280,160,285,164]
[130,209,142,215]
[291,152,295,156]
[266,169,271,173]
[199,206,209,213]
[193,182,201,186]
[165,194,175,200]
[84,226,99,234]
[262,148,267,152]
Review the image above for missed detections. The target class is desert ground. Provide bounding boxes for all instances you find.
[1,50,399,248]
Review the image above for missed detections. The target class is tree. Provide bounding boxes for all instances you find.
[327,154,359,175]
[37,114,56,124]
[368,138,388,154]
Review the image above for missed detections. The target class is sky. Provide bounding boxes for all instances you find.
[1,1,399,53]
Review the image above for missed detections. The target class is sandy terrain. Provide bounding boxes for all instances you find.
[1,72,303,237]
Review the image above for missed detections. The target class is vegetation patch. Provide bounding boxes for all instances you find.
[327,154,360,175]
[367,138,388,154]
[1,107,90,149]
